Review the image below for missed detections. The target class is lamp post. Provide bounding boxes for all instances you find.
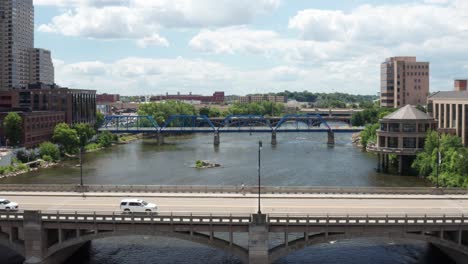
[257,140,262,214]
[77,136,83,187]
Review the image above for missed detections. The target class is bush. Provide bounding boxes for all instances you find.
[42,155,53,163]
[85,143,102,152]
[39,142,60,161]
[16,149,37,163]
[97,131,114,147]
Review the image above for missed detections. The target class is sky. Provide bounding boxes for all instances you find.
[33,0,468,96]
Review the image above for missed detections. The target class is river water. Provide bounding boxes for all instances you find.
[1,132,451,263]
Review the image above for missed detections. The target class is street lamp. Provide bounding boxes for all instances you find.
[436,132,441,188]
[77,136,83,187]
[257,140,262,214]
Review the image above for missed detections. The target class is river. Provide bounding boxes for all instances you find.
[1,132,451,264]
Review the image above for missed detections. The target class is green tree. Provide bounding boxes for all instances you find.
[53,123,80,154]
[39,142,60,161]
[97,131,114,147]
[95,111,105,130]
[74,123,96,147]
[360,123,380,147]
[199,107,210,116]
[3,112,22,146]
[138,101,196,124]
[412,131,468,187]
[208,108,221,117]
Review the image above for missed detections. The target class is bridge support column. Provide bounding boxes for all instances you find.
[271,131,277,146]
[377,153,382,172]
[214,132,220,146]
[327,131,335,145]
[248,214,269,264]
[23,210,46,264]
[157,134,164,145]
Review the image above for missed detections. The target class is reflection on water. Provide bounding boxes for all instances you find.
[1,133,430,187]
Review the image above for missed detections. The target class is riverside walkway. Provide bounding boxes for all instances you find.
[0,186,468,263]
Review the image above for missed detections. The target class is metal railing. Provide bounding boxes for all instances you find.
[0,184,466,195]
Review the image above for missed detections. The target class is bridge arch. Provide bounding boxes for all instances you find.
[45,230,248,263]
[269,232,468,263]
[0,234,25,258]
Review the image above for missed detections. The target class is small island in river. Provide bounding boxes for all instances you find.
[195,160,221,169]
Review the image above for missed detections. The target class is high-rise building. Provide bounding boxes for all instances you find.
[380,57,430,108]
[0,0,34,90]
[29,48,54,85]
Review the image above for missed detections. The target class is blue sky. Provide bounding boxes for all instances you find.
[33,0,468,96]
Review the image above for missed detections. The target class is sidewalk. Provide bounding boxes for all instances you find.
[2,191,468,200]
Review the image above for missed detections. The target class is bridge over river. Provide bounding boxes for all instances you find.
[98,114,364,145]
[0,185,467,264]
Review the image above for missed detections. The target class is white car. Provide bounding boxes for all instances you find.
[120,199,157,214]
[0,199,18,211]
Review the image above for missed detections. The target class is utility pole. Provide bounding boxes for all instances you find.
[257,140,262,214]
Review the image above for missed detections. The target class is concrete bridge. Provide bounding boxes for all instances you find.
[1,211,467,264]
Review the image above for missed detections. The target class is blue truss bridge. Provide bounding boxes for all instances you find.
[99,114,364,145]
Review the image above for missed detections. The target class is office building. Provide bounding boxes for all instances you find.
[151,92,225,104]
[239,95,286,104]
[0,0,34,90]
[29,48,54,85]
[380,57,429,108]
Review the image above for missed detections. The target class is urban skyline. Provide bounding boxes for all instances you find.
[33,0,468,96]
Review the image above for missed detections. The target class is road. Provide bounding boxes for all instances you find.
[1,192,468,216]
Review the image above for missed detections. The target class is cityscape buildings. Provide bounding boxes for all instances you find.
[239,95,286,104]
[380,57,430,108]
[151,92,225,104]
[0,0,96,147]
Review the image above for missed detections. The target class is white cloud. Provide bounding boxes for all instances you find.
[189,26,348,63]
[136,34,169,48]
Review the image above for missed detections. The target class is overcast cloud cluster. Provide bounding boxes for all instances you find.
[34,0,468,95]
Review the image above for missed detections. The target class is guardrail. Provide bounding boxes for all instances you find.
[2,211,467,226]
[269,214,468,225]
[0,184,466,195]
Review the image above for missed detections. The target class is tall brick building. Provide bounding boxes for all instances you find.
[380,57,430,108]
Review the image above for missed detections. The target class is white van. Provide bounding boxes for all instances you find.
[120,199,157,214]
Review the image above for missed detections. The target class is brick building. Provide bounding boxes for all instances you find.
[239,95,286,104]
[0,111,65,147]
[380,57,430,108]
[151,92,224,104]
[0,86,96,126]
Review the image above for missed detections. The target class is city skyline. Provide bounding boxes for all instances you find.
[33,0,468,96]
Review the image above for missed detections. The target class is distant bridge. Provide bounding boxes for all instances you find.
[98,115,364,145]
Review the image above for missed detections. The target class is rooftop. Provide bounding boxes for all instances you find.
[428,91,468,100]
[382,105,434,120]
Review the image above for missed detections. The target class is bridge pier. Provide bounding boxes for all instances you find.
[157,134,164,145]
[327,131,335,145]
[248,214,269,264]
[24,210,46,264]
[214,132,220,146]
[271,131,277,146]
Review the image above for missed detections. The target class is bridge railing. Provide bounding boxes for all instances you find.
[268,213,468,226]
[2,211,467,226]
[0,184,467,195]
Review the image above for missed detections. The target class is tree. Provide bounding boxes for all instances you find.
[208,108,221,117]
[97,131,114,147]
[74,123,96,147]
[360,123,380,147]
[412,131,468,187]
[199,107,210,116]
[4,112,22,146]
[39,142,60,161]
[95,111,105,130]
[53,123,80,154]
[138,101,196,124]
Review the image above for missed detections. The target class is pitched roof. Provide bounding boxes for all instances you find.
[382,105,434,120]
[428,91,468,100]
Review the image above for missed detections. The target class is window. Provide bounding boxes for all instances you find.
[120,202,127,206]
[403,137,416,148]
